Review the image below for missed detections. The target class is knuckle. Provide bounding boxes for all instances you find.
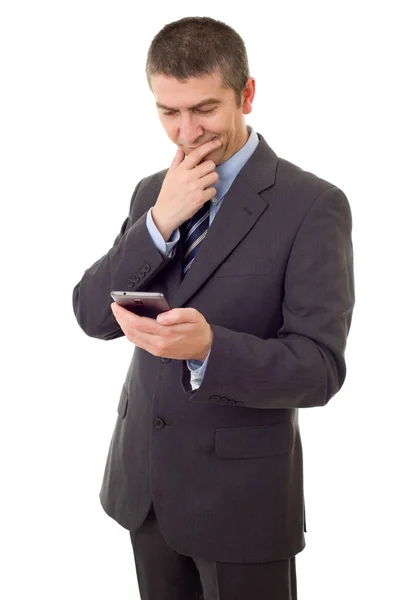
[154,340,164,355]
[194,180,203,192]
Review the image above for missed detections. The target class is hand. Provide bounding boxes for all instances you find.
[151,138,222,241]
[110,303,213,361]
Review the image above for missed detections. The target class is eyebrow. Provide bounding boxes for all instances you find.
[156,98,222,111]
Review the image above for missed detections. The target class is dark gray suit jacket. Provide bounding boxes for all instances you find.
[72,133,355,563]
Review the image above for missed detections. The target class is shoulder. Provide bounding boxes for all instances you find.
[276,155,339,198]
[271,154,350,222]
[254,133,347,208]
[272,156,351,234]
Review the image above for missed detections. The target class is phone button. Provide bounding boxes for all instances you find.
[161,357,171,363]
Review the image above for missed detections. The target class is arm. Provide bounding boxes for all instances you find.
[72,179,176,340]
[146,207,180,258]
[187,186,355,409]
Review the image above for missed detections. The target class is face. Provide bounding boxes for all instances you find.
[150,70,255,165]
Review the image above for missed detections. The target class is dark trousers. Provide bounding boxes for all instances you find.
[129,503,297,600]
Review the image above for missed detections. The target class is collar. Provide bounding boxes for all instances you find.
[213,125,259,204]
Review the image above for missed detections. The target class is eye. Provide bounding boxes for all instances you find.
[162,107,216,117]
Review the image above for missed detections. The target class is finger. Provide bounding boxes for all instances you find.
[111,302,139,319]
[157,308,197,325]
[168,147,185,173]
[112,304,158,332]
[194,159,219,178]
[126,314,160,335]
[111,302,127,318]
[199,170,219,190]
[184,138,222,170]
[203,186,217,202]
[124,310,161,336]
[125,327,158,352]
[156,309,176,325]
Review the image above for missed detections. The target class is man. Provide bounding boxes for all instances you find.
[73,16,355,600]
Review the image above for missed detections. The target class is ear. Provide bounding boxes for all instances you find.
[242,77,256,115]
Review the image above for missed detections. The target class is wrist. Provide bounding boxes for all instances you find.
[196,326,213,362]
[151,207,174,242]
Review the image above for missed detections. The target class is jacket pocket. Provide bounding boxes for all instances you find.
[117,385,128,419]
[215,420,294,459]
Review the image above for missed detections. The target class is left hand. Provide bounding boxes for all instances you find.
[110,303,213,361]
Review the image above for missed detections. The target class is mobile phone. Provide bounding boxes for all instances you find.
[110,291,171,319]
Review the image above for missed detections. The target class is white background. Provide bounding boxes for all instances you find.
[1,1,399,598]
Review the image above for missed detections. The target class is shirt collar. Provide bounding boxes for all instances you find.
[213,125,259,202]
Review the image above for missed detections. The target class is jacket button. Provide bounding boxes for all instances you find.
[138,269,145,278]
[210,395,221,402]
[132,275,140,284]
[154,417,165,429]
[161,357,171,363]
[143,264,150,273]
[127,279,134,288]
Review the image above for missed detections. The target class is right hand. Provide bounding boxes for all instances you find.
[151,138,222,241]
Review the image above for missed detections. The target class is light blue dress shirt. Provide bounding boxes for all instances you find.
[146,125,259,389]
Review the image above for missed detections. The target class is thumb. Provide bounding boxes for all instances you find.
[157,308,196,325]
[157,309,176,325]
[168,147,185,173]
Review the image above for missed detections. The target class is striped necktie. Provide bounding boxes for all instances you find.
[182,199,212,277]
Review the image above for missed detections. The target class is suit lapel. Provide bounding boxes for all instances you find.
[168,134,278,309]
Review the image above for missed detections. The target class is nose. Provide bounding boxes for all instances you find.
[180,113,203,146]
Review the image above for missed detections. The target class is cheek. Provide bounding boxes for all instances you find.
[159,118,177,141]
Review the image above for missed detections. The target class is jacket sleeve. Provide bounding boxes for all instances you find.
[186,186,355,409]
[72,178,175,340]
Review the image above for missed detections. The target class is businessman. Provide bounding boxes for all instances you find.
[73,16,355,600]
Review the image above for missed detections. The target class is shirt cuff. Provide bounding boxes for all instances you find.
[146,208,180,257]
[186,348,211,378]
[186,348,211,390]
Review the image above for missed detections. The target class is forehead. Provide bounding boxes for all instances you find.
[150,71,233,108]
